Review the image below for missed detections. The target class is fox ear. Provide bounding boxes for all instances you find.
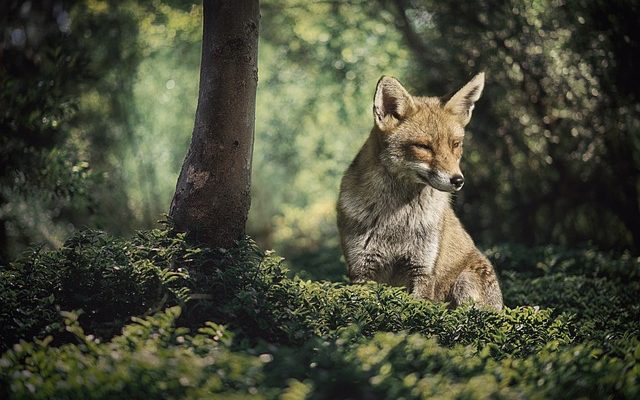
[373,76,416,131]
[444,72,485,127]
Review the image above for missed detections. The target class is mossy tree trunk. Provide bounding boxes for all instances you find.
[170,0,260,248]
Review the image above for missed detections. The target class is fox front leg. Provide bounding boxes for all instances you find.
[347,252,385,284]
[409,269,436,300]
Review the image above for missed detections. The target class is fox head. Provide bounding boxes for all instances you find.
[372,73,485,192]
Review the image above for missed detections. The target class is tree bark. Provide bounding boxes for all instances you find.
[169,0,260,248]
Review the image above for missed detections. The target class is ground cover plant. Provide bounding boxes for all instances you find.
[0,229,639,398]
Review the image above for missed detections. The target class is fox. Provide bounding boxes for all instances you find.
[337,73,503,311]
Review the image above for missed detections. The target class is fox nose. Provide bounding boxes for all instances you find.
[450,174,464,190]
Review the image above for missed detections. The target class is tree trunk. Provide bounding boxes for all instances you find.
[169,0,260,248]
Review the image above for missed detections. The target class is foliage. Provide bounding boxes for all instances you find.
[1,229,639,397]
[0,0,201,261]
[0,230,191,348]
[1,307,264,399]
[491,245,640,343]
[0,229,576,356]
[384,0,640,251]
[2,1,639,396]
[4,0,638,262]
[0,0,144,261]
[250,0,640,254]
[251,1,412,251]
[3,307,640,400]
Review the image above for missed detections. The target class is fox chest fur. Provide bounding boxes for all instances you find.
[338,152,449,287]
[336,74,503,310]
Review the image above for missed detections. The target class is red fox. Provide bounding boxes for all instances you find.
[337,73,503,311]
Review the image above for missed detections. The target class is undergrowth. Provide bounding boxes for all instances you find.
[0,229,639,398]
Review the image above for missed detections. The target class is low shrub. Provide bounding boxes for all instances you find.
[0,229,638,398]
[1,230,573,356]
[492,245,640,343]
[0,230,190,350]
[1,307,638,399]
[0,307,264,399]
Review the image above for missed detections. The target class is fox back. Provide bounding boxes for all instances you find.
[337,74,503,311]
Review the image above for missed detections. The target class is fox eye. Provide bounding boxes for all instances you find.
[414,143,433,152]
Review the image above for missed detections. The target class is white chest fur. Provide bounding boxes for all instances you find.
[340,170,449,284]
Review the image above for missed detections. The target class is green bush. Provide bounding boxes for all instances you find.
[1,229,573,356]
[490,245,640,342]
[0,230,190,349]
[1,308,638,399]
[1,229,639,398]
[0,307,264,399]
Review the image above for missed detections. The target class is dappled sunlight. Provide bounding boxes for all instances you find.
[3,0,638,260]
[1,1,640,397]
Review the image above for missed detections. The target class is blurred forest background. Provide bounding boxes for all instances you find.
[1,0,639,269]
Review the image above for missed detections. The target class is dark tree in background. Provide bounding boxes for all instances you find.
[169,0,260,248]
[378,0,640,250]
[0,0,141,263]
